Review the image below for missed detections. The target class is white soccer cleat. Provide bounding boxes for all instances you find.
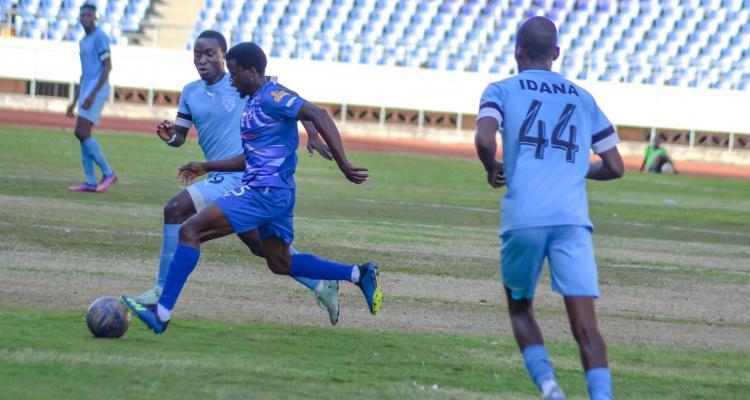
[134,286,162,305]
[541,380,565,400]
[315,280,340,326]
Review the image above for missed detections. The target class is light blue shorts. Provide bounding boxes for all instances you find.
[186,172,244,211]
[77,91,109,125]
[214,185,295,243]
[500,225,599,300]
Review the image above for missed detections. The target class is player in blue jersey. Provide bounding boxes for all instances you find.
[475,17,624,400]
[133,31,342,325]
[66,3,117,193]
[122,42,382,334]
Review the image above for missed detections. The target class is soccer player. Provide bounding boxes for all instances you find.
[122,42,382,334]
[66,3,117,193]
[639,137,678,174]
[474,17,624,400]
[134,30,342,326]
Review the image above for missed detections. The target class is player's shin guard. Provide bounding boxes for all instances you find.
[158,244,200,313]
[80,142,96,185]
[290,253,352,281]
[585,368,612,400]
[288,246,323,291]
[82,137,113,177]
[156,224,180,287]
[522,345,557,392]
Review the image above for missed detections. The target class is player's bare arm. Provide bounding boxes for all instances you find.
[155,120,189,147]
[474,116,506,188]
[298,102,368,184]
[66,74,84,118]
[177,154,244,184]
[587,147,624,180]
[301,120,333,160]
[82,58,112,110]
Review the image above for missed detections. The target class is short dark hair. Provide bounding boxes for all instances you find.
[196,30,227,54]
[516,17,558,62]
[226,42,267,74]
[80,3,96,12]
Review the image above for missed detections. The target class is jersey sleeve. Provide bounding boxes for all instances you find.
[477,83,505,126]
[260,86,304,120]
[94,31,111,62]
[175,88,193,129]
[589,98,619,154]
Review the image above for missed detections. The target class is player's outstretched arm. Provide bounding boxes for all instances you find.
[300,120,333,160]
[475,117,506,188]
[155,120,189,147]
[298,102,368,184]
[177,154,245,184]
[587,147,624,180]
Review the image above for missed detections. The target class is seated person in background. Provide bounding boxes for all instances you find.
[639,138,678,174]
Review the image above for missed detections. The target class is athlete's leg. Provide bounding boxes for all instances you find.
[564,297,611,400]
[501,228,562,398]
[68,117,98,191]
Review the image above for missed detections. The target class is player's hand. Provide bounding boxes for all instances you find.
[338,161,369,184]
[306,138,333,161]
[487,161,506,188]
[66,103,75,118]
[156,120,175,142]
[177,161,208,185]
[82,96,94,110]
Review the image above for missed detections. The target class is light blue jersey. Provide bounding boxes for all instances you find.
[238,80,303,188]
[175,73,244,177]
[479,69,619,233]
[78,27,110,101]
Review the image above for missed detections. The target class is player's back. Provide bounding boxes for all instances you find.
[481,69,616,232]
[177,74,243,162]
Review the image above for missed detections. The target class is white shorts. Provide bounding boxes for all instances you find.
[185,172,244,211]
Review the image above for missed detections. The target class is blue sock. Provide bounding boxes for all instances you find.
[82,137,113,177]
[290,253,353,281]
[79,142,96,185]
[585,368,612,400]
[289,245,323,292]
[522,345,556,391]
[156,224,180,287]
[158,244,200,311]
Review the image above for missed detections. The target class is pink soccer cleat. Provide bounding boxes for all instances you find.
[95,174,118,192]
[68,183,97,192]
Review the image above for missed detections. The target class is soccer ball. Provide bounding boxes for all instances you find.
[86,296,131,338]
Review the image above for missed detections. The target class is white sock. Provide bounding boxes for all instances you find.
[156,303,172,321]
[350,266,360,283]
[313,280,325,293]
[541,379,562,397]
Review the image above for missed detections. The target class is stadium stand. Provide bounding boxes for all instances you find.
[184,0,750,91]
[1,0,151,44]
[2,1,749,90]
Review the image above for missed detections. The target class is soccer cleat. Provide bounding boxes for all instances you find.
[120,295,169,334]
[315,280,340,326]
[95,174,117,192]
[68,183,97,192]
[134,286,162,305]
[355,263,382,316]
[541,380,565,400]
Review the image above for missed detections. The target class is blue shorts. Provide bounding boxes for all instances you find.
[77,91,108,125]
[214,185,295,243]
[500,225,599,300]
[186,172,243,211]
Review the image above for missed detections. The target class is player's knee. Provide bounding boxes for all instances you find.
[163,201,191,224]
[266,256,290,275]
[178,221,200,243]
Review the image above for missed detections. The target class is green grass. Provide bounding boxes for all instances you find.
[1,125,749,399]
[1,308,748,400]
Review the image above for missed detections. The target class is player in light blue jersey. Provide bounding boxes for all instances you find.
[475,17,624,400]
[133,31,342,325]
[123,42,382,334]
[66,3,117,193]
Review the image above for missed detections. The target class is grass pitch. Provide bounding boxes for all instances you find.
[0,125,748,399]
